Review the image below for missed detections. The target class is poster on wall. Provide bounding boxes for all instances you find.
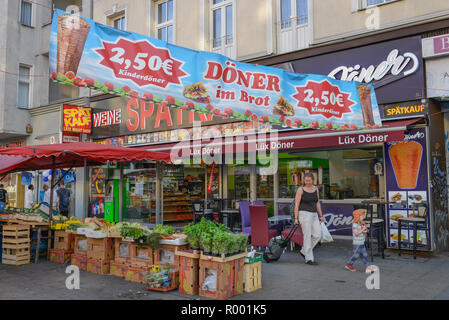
[385,127,430,250]
[50,10,382,131]
[62,105,92,133]
[89,167,105,218]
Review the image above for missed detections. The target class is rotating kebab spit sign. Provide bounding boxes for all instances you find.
[49,10,382,130]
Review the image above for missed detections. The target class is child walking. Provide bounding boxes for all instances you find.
[345,209,376,273]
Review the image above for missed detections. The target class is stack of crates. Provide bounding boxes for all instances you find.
[48,230,73,263]
[86,237,114,275]
[2,224,30,266]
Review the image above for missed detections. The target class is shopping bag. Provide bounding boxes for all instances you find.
[320,222,333,243]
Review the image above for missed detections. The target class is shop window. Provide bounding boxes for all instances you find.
[18,65,31,108]
[20,0,32,27]
[256,167,274,217]
[227,165,250,202]
[156,0,174,44]
[278,147,384,200]
[122,162,157,223]
[162,164,205,224]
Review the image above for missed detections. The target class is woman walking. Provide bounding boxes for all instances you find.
[294,173,325,265]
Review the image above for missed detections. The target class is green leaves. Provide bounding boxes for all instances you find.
[153,224,175,235]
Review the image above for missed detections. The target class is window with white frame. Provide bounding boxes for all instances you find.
[20,0,32,27]
[18,65,31,108]
[211,0,233,48]
[280,0,308,29]
[367,0,395,6]
[156,0,174,43]
[113,15,126,30]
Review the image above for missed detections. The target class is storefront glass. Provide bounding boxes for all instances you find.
[162,164,205,224]
[227,165,250,202]
[256,167,274,216]
[278,146,384,200]
[123,162,157,224]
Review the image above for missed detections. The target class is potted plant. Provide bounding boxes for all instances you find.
[238,233,249,252]
[200,232,213,255]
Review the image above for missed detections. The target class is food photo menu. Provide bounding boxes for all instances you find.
[385,127,430,249]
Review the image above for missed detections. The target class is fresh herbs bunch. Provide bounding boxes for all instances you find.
[153,224,175,235]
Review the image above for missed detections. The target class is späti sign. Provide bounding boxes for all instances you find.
[62,104,92,134]
[381,100,427,119]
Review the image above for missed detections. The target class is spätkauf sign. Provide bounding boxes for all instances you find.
[49,10,382,130]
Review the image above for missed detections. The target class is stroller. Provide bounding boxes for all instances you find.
[263,224,303,262]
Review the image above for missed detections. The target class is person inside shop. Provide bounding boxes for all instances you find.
[294,172,325,266]
[0,184,8,213]
[56,181,71,217]
[345,209,376,273]
[179,179,193,193]
[25,184,35,209]
[43,183,58,209]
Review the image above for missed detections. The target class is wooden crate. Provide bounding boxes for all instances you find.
[71,254,87,271]
[114,239,133,265]
[153,244,189,268]
[53,231,74,251]
[87,238,114,261]
[87,258,110,275]
[49,249,71,264]
[147,270,179,292]
[178,255,199,295]
[232,258,245,296]
[74,235,87,257]
[130,243,153,268]
[124,266,149,284]
[243,261,262,293]
[110,261,127,277]
[2,225,30,266]
[2,247,30,266]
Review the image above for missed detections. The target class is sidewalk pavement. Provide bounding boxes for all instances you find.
[0,239,448,300]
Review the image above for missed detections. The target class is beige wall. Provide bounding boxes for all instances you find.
[236,0,270,60]
[314,0,449,43]
[175,0,202,50]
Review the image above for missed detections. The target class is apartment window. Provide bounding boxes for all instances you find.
[20,0,32,27]
[367,0,394,6]
[156,0,174,43]
[280,0,308,29]
[113,16,126,30]
[18,65,31,108]
[212,0,233,48]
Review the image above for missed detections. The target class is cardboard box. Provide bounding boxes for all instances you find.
[87,258,110,275]
[74,235,87,257]
[130,243,153,268]
[110,261,127,277]
[178,255,199,295]
[114,239,132,265]
[124,266,149,284]
[87,238,114,261]
[153,244,189,268]
[49,249,71,264]
[198,259,234,300]
[53,231,74,251]
[71,254,87,271]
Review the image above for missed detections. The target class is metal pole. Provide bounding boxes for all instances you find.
[47,156,56,257]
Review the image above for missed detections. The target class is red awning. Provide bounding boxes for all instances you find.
[140,118,422,158]
[0,142,171,175]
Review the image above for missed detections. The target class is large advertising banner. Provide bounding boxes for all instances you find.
[50,10,382,130]
[385,128,430,250]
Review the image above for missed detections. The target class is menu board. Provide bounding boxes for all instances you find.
[385,128,430,249]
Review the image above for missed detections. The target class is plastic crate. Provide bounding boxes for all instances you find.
[244,253,263,264]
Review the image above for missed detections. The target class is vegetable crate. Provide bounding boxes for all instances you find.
[87,238,114,261]
[114,239,133,265]
[198,252,247,300]
[110,261,127,277]
[125,266,150,284]
[177,250,200,296]
[87,258,110,275]
[130,243,153,268]
[74,235,87,257]
[49,249,72,264]
[153,244,189,268]
[2,225,30,266]
[53,231,74,251]
[71,254,87,271]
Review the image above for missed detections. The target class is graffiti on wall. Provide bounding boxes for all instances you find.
[431,156,449,251]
